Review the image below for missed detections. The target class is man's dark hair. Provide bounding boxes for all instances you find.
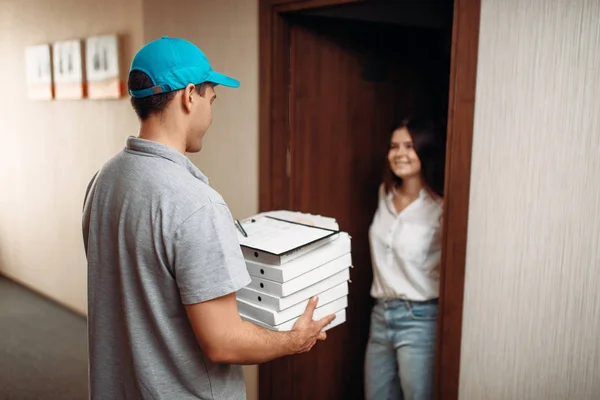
[128,70,211,121]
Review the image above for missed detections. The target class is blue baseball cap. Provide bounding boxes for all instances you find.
[129,36,240,98]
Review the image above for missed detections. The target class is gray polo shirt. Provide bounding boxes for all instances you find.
[82,136,251,400]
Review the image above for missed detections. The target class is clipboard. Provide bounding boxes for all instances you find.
[237,216,340,265]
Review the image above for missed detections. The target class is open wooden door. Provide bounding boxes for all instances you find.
[259,1,480,399]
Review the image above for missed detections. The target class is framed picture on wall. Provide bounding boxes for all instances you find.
[85,34,123,99]
[53,39,85,100]
[25,44,53,100]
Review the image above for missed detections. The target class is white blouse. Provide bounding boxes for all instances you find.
[368,185,443,301]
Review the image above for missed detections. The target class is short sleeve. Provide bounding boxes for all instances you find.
[172,202,251,305]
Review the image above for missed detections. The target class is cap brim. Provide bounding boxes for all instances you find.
[207,71,240,88]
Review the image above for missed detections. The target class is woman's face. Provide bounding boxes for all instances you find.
[388,127,422,179]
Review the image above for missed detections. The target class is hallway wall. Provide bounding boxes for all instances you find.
[460,0,600,397]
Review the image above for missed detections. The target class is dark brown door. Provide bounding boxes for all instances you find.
[259,10,451,399]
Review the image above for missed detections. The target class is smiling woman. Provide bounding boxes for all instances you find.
[365,116,446,400]
[258,0,481,397]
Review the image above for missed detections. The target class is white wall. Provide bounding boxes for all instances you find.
[460,0,600,398]
[0,0,145,314]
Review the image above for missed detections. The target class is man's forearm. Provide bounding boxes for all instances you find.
[211,320,299,365]
[185,293,328,365]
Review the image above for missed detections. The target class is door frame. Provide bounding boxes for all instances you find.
[258,0,481,398]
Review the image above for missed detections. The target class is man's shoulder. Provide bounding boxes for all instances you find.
[94,151,229,221]
[147,171,228,228]
[113,151,220,197]
[162,172,225,209]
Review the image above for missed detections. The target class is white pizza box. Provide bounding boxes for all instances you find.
[237,281,348,326]
[246,253,351,297]
[241,299,347,332]
[237,268,350,311]
[237,215,340,266]
[245,232,351,283]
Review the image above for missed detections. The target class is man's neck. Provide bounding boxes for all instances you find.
[138,118,186,154]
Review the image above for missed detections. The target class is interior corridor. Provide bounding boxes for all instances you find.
[0,277,88,399]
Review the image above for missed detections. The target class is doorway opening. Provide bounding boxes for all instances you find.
[259,1,480,399]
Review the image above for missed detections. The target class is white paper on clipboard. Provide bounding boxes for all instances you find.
[237,216,339,264]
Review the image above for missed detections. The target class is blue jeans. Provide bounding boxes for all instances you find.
[364,299,438,400]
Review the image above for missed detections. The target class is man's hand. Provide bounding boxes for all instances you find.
[289,296,336,354]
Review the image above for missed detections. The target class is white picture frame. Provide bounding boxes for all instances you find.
[25,44,53,100]
[53,39,85,99]
[85,34,122,99]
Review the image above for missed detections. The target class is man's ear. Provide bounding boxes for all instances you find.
[182,83,195,113]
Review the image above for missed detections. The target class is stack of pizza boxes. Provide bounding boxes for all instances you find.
[236,210,352,332]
